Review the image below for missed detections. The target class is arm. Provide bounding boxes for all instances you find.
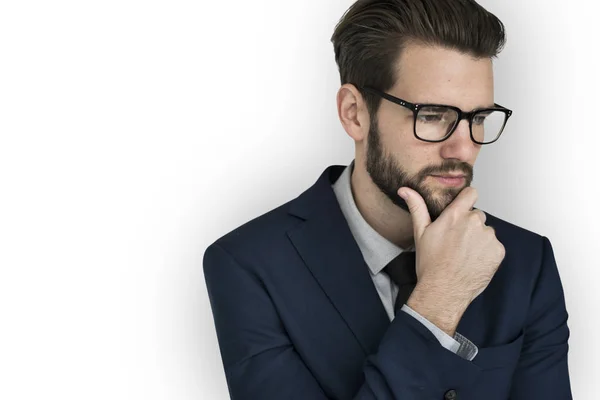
[203,243,483,400]
[509,236,572,399]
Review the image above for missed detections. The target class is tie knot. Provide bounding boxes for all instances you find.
[383,251,417,287]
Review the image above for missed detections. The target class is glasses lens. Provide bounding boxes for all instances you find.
[415,106,459,141]
[471,110,507,144]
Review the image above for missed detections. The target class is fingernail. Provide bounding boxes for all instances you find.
[399,189,408,200]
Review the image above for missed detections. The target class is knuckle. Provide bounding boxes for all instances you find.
[478,210,487,224]
[408,203,420,214]
[498,242,506,257]
[470,210,486,225]
[469,212,482,224]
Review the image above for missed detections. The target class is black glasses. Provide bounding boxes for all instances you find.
[360,86,513,145]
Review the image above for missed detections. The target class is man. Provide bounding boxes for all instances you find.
[203,0,572,398]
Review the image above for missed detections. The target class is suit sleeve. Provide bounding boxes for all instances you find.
[203,243,483,400]
[509,236,573,399]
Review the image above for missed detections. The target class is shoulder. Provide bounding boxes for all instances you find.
[482,210,543,244]
[482,209,550,263]
[481,209,557,293]
[203,197,301,268]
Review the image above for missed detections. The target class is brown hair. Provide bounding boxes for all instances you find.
[330,0,506,116]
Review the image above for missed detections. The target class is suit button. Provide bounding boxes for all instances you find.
[444,389,457,400]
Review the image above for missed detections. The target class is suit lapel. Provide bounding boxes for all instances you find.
[286,165,390,355]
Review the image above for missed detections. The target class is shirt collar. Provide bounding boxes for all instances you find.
[332,159,414,276]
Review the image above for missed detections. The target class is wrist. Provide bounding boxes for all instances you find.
[406,282,470,336]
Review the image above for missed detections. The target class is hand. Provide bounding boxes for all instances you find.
[398,186,506,334]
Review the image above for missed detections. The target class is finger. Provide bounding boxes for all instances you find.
[473,209,487,225]
[398,187,431,241]
[444,186,479,215]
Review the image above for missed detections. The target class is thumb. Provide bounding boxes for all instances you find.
[398,187,431,241]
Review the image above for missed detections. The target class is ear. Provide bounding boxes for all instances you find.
[336,84,370,142]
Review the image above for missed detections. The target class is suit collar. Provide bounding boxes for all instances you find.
[286,164,390,355]
[287,164,346,221]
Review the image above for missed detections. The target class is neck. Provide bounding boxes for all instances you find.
[350,157,415,250]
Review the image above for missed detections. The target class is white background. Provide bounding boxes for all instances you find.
[0,0,597,398]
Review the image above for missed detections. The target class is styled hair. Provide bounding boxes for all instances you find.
[330,0,506,116]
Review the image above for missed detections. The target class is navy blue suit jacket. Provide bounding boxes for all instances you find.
[203,164,572,399]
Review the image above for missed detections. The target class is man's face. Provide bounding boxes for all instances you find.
[365,43,494,222]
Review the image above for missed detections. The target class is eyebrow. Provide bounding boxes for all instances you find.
[419,101,497,111]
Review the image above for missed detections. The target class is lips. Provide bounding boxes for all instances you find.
[432,174,466,178]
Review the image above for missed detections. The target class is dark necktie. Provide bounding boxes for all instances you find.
[382,251,417,315]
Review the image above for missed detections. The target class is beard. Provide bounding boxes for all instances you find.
[365,113,474,223]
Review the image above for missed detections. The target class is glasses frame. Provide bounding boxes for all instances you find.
[360,86,513,145]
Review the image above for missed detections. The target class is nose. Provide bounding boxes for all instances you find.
[452,119,471,140]
[439,119,478,160]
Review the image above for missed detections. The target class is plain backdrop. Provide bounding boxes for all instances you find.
[0,0,598,398]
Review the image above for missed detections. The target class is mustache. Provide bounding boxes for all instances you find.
[422,166,472,178]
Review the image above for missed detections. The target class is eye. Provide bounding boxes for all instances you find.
[473,112,491,125]
[417,113,443,123]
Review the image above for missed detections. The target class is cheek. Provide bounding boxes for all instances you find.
[378,117,416,153]
[377,113,441,177]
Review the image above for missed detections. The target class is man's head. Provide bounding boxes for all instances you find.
[331,0,506,221]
